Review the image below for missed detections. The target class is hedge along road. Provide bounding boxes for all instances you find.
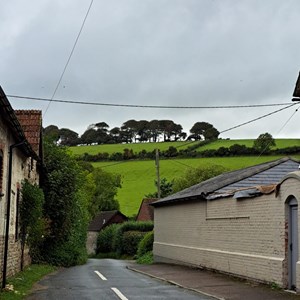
[25,259,214,300]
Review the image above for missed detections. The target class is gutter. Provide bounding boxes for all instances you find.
[2,141,25,289]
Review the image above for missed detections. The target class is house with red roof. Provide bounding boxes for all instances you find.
[0,86,42,283]
[136,198,157,222]
[87,210,128,254]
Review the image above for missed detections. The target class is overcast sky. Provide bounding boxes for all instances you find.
[1,0,300,139]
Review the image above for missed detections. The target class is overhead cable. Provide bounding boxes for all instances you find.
[44,0,94,116]
[219,103,297,134]
[8,94,293,109]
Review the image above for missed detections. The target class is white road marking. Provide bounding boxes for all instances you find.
[94,270,107,281]
[111,287,129,300]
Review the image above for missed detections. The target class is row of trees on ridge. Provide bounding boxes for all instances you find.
[44,120,220,146]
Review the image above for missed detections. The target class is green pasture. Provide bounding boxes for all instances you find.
[198,139,300,151]
[92,155,300,217]
[70,141,196,156]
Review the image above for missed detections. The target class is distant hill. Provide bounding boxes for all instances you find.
[196,139,300,151]
[69,141,197,156]
[69,139,300,217]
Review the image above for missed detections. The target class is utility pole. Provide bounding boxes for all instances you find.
[155,149,161,199]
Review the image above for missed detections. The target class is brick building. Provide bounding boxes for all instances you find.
[152,158,300,291]
[0,86,42,281]
[136,198,156,222]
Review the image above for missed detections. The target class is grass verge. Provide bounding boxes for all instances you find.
[0,264,57,300]
[136,251,153,264]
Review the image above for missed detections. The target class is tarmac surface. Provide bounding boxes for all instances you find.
[127,262,300,300]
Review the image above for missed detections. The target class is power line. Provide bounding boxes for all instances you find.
[7,94,293,110]
[255,105,300,159]
[219,103,297,134]
[44,0,94,116]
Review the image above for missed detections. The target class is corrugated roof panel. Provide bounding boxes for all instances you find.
[217,160,299,192]
[153,158,300,207]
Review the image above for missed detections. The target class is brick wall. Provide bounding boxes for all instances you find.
[153,172,300,288]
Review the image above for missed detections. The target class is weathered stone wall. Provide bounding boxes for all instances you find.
[86,232,98,255]
[0,236,31,279]
[0,116,39,281]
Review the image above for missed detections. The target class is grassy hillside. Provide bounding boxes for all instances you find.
[71,138,300,217]
[70,141,197,155]
[92,155,300,217]
[197,139,300,151]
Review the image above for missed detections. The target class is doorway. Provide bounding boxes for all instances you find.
[288,197,298,290]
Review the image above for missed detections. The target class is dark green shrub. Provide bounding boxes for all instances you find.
[137,231,154,258]
[41,142,90,267]
[114,221,154,255]
[97,224,120,253]
[20,180,45,266]
[122,231,146,255]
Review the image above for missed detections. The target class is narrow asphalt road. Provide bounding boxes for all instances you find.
[26,259,215,300]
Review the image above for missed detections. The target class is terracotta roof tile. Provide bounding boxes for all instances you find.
[15,110,42,154]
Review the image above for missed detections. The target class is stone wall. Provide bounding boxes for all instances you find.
[0,235,31,280]
[86,232,98,255]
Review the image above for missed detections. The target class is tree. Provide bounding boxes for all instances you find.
[122,119,139,143]
[172,165,228,193]
[95,122,109,132]
[88,168,121,218]
[253,132,276,153]
[41,141,90,266]
[43,125,60,142]
[189,122,219,140]
[110,127,121,143]
[148,120,161,142]
[136,120,149,142]
[59,128,79,146]
[145,178,173,198]
[80,128,98,145]
[159,120,176,141]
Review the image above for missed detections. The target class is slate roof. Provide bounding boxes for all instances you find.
[0,86,39,159]
[88,210,128,231]
[152,157,300,207]
[136,198,157,221]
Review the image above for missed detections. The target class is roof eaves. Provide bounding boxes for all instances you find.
[0,87,39,160]
[152,157,293,207]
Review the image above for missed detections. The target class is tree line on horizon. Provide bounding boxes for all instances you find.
[44,119,220,146]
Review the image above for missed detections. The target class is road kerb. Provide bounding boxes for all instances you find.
[126,266,224,300]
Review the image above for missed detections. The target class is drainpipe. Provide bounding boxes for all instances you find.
[2,141,25,289]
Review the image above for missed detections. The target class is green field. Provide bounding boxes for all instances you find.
[70,141,197,155]
[197,139,300,151]
[69,139,300,156]
[72,138,300,217]
[92,155,300,217]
